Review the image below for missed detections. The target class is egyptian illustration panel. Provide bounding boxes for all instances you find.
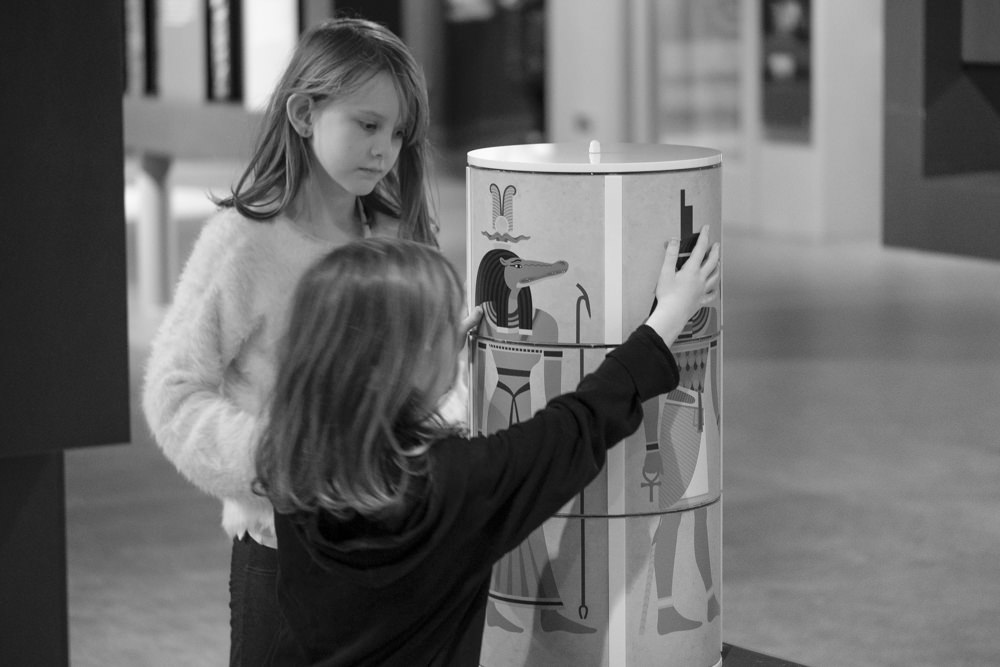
[620,169,722,334]
[478,507,612,666]
[478,501,722,667]
[468,168,611,347]
[619,169,723,516]
[468,164,722,667]
[623,500,722,666]
[467,167,722,346]
[468,166,723,513]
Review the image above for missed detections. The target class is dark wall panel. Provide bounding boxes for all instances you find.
[884,0,1000,261]
[0,1,130,457]
[1,3,129,663]
[0,455,68,664]
[923,0,1000,175]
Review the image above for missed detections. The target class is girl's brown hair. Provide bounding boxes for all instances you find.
[216,17,438,245]
[255,237,463,518]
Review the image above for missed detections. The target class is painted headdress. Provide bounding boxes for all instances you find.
[475,248,534,332]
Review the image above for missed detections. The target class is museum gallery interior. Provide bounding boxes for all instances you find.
[1,1,997,666]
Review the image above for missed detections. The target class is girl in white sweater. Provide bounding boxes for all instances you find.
[142,17,455,665]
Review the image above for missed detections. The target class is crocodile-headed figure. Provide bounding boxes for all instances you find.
[474,248,592,635]
[475,248,568,433]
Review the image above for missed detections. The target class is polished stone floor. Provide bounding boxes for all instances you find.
[66,162,1000,666]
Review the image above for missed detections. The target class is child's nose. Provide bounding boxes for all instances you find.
[372,131,393,159]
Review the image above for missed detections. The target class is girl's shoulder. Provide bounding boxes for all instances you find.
[179,208,313,290]
[197,208,314,260]
[196,207,260,251]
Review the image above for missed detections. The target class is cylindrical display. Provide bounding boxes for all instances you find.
[467,142,723,667]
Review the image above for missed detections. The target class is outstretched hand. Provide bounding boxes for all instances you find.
[644,225,721,345]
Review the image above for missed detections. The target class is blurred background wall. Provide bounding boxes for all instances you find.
[122,0,1000,316]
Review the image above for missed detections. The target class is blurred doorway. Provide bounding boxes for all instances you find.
[646,0,750,224]
[651,0,743,157]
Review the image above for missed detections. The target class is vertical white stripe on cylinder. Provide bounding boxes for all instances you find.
[465,167,475,429]
[603,174,624,357]
[465,167,474,314]
[604,174,626,666]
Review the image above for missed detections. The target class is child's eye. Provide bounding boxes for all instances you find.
[360,121,378,132]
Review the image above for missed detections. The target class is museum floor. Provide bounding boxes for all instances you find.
[65,160,1000,666]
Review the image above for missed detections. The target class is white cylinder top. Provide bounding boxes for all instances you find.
[467,141,722,173]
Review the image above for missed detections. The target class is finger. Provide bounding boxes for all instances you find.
[700,242,721,276]
[706,265,721,288]
[659,238,681,284]
[704,260,721,285]
[684,226,712,270]
[457,307,482,349]
[696,224,712,249]
[703,276,720,299]
[664,237,680,268]
[460,305,483,334]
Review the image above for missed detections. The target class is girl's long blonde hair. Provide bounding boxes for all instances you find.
[216,17,438,245]
[255,238,464,518]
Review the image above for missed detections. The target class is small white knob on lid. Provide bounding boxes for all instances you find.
[588,139,601,164]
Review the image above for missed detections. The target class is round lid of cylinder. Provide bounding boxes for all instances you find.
[467,141,722,173]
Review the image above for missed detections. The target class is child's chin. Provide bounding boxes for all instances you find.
[352,182,379,197]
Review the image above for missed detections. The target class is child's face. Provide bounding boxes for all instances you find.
[308,71,404,197]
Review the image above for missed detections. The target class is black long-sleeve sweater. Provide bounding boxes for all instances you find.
[273,325,680,666]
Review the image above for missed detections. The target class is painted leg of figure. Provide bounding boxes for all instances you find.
[540,609,596,634]
[519,529,593,634]
[653,513,701,635]
[486,381,516,436]
[693,506,720,622]
[489,528,594,634]
[658,391,701,495]
[487,539,524,633]
[510,381,532,424]
[486,602,523,633]
[538,554,596,634]
[651,392,703,634]
[541,351,562,409]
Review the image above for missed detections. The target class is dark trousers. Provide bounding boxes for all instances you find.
[229,534,305,666]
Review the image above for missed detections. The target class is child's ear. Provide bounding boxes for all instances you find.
[286,93,315,138]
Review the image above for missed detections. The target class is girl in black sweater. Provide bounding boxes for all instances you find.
[255,229,720,666]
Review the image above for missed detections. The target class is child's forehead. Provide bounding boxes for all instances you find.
[337,70,411,123]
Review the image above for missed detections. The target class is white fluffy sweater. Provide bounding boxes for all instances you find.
[143,208,467,548]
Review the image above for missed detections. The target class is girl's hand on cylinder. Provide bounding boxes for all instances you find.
[458,305,483,349]
[645,225,721,345]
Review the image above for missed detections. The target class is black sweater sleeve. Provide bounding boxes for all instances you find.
[437,324,680,562]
